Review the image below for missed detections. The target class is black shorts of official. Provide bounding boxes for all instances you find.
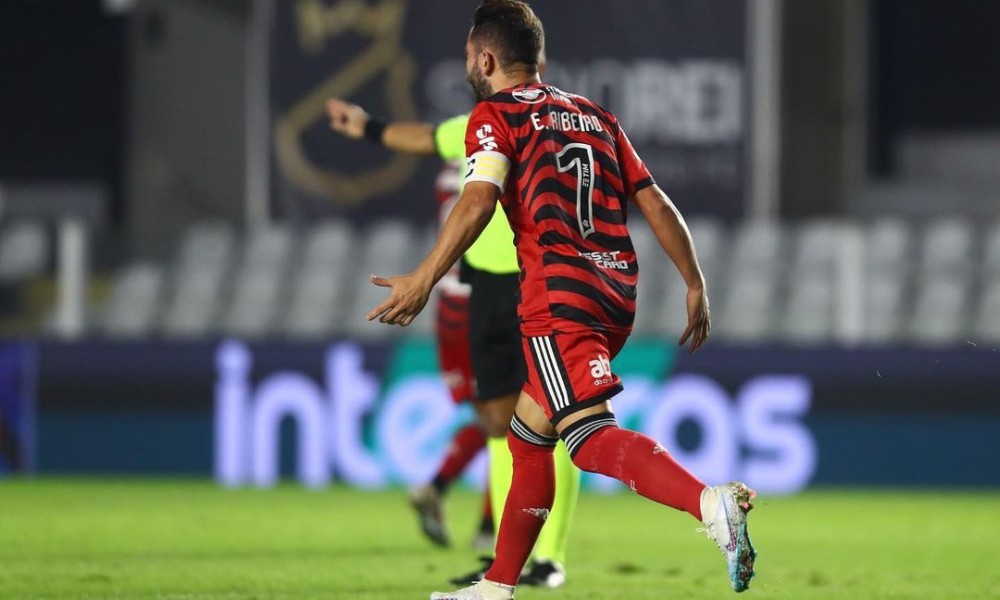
[467,267,526,400]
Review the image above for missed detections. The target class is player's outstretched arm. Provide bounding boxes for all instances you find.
[325,98,437,155]
[631,184,711,352]
[367,181,499,327]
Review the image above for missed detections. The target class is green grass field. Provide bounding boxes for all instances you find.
[1,479,997,599]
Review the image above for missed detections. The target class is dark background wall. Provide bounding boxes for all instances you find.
[780,0,860,217]
[0,0,127,221]
[124,0,248,257]
[5,0,1000,226]
[870,0,1000,175]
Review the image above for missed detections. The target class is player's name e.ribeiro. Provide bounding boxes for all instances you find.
[531,110,605,133]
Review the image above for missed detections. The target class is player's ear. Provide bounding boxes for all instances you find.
[481,50,498,77]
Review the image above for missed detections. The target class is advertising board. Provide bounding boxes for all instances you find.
[31,339,1000,490]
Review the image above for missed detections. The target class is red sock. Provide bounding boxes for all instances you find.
[432,423,486,492]
[572,425,705,520]
[485,431,555,586]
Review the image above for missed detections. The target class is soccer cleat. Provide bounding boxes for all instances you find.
[699,482,757,593]
[519,559,566,588]
[409,485,450,547]
[430,580,515,600]
[448,556,494,586]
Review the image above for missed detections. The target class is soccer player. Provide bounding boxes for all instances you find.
[327,93,580,586]
[365,1,758,598]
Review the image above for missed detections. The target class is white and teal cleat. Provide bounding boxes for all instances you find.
[430,580,515,600]
[699,482,758,593]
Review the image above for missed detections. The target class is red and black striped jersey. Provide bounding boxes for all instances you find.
[464,82,655,336]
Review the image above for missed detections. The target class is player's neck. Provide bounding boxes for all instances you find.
[492,70,542,93]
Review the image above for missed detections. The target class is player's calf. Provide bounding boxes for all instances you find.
[560,413,705,518]
[483,420,558,587]
[560,412,619,467]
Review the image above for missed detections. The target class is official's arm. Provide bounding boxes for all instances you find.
[326,98,439,155]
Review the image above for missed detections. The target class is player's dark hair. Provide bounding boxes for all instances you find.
[471,0,545,75]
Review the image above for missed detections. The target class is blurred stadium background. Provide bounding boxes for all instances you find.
[1,0,999,598]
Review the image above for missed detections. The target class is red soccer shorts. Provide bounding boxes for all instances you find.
[521,329,629,424]
[436,290,474,404]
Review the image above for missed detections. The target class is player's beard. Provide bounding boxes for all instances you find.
[467,66,493,103]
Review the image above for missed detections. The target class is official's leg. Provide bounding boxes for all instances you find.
[529,441,578,569]
[476,393,518,537]
[466,268,525,568]
[482,398,516,544]
[472,481,495,551]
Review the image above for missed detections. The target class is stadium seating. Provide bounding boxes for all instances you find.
[402,224,440,337]
[981,221,1000,277]
[281,220,356,339]
[864,275,907,345]
[866,217,912,276]
[7,214,998,347]
[161,222,235,338]
[0,220,49,282]
[781,273,836,345]
[630,221,669,334]
[715,272,778,343]
[343,220,422,341]
[973,280,1000,343]
[729,219,785,277]
[221,225,294,337]
[918,217,975,278]
[908,276,970,345]
[102,262,165,338]
[792,219,849,278]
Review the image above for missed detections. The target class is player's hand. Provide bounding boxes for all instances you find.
[366,272,433,327]
[678,284,710,353]
[326,98,368,139]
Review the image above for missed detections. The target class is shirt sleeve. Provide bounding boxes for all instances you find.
[613,117,656,196]
[463,102,514,191]
[433,114,469,161]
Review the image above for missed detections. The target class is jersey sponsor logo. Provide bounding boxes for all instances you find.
[475,124,498,151]
[512,87,547,104]
[589,354,613,385]
[579,250,630,270]
[544,85,574,104]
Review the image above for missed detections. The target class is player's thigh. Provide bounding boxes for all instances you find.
[473,392,518,437]
[513,389,557,438]
[522,329,628,427]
